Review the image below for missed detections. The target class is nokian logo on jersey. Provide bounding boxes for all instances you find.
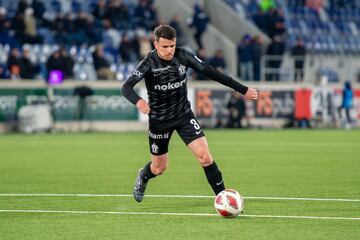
[154,79,186,91]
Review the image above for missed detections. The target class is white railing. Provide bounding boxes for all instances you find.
[260,55,306,82]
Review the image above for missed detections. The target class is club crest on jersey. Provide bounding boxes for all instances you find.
[132,70,142,77]
[151,143,159,154]
[178,65,186,75]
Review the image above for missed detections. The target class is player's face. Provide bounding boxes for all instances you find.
[154,37,176,61]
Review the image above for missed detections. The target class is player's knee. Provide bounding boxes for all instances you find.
[197,149,213,167]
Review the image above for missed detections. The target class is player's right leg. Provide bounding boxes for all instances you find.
[133,154,168,202]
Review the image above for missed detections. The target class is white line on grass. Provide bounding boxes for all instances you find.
[0,209,360,221]
[0,193,359,202]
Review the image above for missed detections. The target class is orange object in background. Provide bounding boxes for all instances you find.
[196,90,213,117]
[295,88,312,120]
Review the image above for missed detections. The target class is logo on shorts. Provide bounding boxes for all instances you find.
[149,131,169,139]
[151,143,159,154]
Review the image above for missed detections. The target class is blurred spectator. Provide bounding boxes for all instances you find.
[271,10,286,39]
[0,8,19,48]
[237,35,254,81]
[7,48,22,80]
[252,9,269,35]
[139,34,152,59]
[119,34,138,63]
[169,14,187,47]
[60,47,74,79]
[20,47,38,79]
[52,13,67,45]
[226,92,247,128]
[0,8,10,33]
[16,0,29,16]
[189,4,209,49]
[93,0,108,20]
[63,13,75,36]
[105,0,129,30]
[12,11,26,43]
[253,8,285,39]
[23,8,43,44]
[291,38,306,82]
[47,48,74,80]
[102,19,121,49]
[31,0,46,22]
[251,35,264,81]
[0,64,7,79]
[46,49,63,80]
[84,14,102,45]
[208,49,226,72]
[73,11,89,46]
[73,85,94,123]
[133,0,158,30]
[338,81,353,128]
[266,35,285,81]
[92,44,115,80]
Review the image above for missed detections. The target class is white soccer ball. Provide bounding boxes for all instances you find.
[214,189,244,218]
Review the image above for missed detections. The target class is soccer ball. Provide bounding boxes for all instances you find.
[214,189,244,218]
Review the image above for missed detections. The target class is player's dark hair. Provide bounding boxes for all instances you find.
[154,24,177,41]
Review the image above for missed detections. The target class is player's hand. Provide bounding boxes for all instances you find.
[244,87,258,100]
[136,99,150,114]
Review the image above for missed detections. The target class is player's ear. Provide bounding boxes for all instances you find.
[154,40,158,49]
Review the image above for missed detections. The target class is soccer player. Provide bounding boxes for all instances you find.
[122,24,258,202]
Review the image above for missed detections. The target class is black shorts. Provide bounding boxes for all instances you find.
[148,111,205,155]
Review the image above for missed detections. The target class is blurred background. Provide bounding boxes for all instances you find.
[0,0,358,133]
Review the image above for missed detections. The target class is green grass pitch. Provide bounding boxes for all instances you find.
[0,130,359,239]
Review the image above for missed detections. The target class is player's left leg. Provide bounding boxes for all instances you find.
[187,137,225,195]
[133,123,173,202]
[176,112,225,195]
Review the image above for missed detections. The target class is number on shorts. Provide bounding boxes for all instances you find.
[190,119,201,130]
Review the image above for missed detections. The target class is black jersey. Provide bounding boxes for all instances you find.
[122,47,248,122]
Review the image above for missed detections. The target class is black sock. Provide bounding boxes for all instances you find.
[203,161,225,195]
[140,161,156,183]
